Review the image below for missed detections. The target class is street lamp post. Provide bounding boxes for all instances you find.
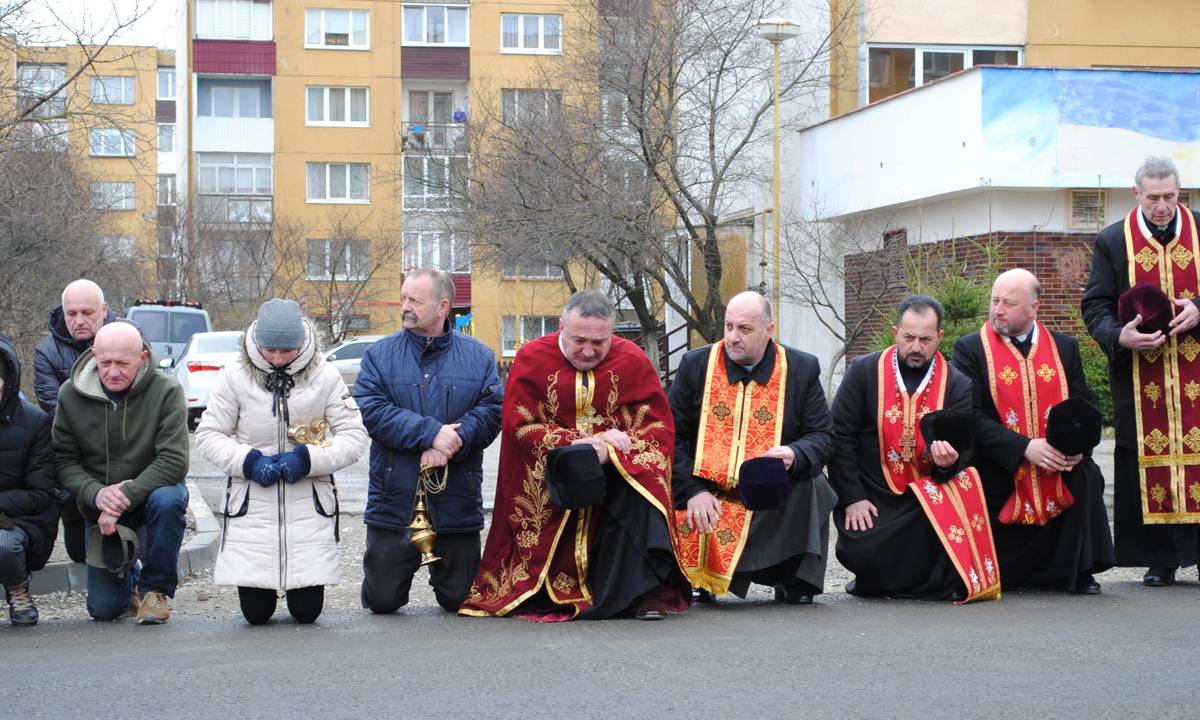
[754,18,801,330]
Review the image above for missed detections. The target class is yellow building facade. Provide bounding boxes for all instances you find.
[179,0,595,356]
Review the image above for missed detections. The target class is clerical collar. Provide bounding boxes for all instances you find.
[723,342,777,385]
[1008,323,1038,346]
[1139,209,1179,244]
[893,352,935,396]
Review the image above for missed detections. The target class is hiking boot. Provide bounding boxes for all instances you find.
[137,590,171,625]
[117,591,141,621]
[5,577,38,626]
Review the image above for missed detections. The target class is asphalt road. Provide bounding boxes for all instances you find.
[2,580,1198,719]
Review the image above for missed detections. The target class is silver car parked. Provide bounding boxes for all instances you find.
[325,335,384,387]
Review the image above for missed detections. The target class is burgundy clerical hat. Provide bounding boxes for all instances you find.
[1118,282,1174,336]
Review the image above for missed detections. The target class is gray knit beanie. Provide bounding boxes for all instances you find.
[254,299,305,349]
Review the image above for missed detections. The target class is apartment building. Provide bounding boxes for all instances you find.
[5,42,176,302]
[174,0,590,354]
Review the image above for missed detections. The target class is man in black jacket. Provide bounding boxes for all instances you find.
[1082,155,1200,586]
[32,278,114,563]
[953,269,1114,594]
[0,334,58,626]
[669,291,836,605]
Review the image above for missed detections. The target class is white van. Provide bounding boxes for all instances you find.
[126,300,213,367]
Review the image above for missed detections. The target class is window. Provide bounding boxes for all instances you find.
[158,68,176,99]
[306,8,369,49]
[92,182,136,211]
[306,86,369,126]
[868,45,1021,103]
[1069,190,1107,230]
[196,0,273,41]
[501,14,561,53]
[501,88,563,128]
[600,90,629,130]
[98,235,137,260]
[403,231,469,272]
[200,82,269,118]
[403,156,466,210]
[501,259,563,279]
[91,76,135,104]
[17,64,66,117]
[502,315,560,356]
[307,162,370,202]
[307,238,371,280]
[158,123,175,152]
[403,4,469,45]
[1180,190,1193,207]
[197,152,273,195]
[158,175,177,206]
[16,120,68,151]
[90,128,136,157]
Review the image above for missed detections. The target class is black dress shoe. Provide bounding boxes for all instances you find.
[774,584,814,605]
[949,587,967,602]
[1071,575,1102,595]
[692,588,716,604]
[845,579,860,596]
[1143,567,1177,587]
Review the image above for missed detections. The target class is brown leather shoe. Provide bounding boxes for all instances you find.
[137,590,171,625]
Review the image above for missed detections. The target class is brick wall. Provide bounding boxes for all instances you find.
[842,230,1099,363]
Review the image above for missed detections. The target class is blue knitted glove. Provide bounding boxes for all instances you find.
[242,449,279,488]
[277,444,312,484]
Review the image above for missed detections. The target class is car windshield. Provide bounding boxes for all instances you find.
[171,313,209,344]
[134,310,168,342]
[194,334,242,353]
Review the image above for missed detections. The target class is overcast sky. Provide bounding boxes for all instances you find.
[28,0,177,49]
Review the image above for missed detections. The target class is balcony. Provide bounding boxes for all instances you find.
[401,122,467,154]
[195,116,274,153]
[193,40,276,75]
[197,194,273,225]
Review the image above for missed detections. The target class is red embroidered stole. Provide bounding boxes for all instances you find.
[876,347,1001,603]
[674,342,786,595]
[979,321,1073,525]
[1124,206,1200,523]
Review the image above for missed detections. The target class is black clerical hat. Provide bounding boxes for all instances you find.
[1118,282,1174,336]
[1046,397,1103,456]
[545,444,607,510]
[737,456,788,511]
[919,409,975,456]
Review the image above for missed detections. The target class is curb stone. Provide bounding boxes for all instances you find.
[29,480,221,596]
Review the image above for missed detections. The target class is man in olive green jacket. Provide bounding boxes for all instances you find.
[53,322,189,624]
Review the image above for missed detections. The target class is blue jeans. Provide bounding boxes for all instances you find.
[85,484,188,621]
[0,526,29,587]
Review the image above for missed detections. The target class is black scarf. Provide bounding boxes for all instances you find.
[264,369,294,427]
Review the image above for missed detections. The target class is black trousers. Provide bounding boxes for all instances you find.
[238,586,324,625]
[361,527,480,613]
[61,502,86,563]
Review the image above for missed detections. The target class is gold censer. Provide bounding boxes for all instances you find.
[408,487,441,566]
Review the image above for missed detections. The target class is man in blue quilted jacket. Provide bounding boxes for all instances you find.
[354,268,503,613]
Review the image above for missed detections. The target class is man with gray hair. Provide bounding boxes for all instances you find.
[355,268,503,614]
[1082,155,1200,586]
[462,290,692,620]
[34,278,116,563]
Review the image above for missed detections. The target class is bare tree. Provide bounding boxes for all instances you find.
[434,0,855,360]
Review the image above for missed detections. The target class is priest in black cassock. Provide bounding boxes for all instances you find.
[669,291,836,605]
[1081,155,1200,587]
[831,296,1001,603]
[952,269,1114,594]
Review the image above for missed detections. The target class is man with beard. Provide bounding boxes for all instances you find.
[1082,155,1200,586]
[952,269,1114,593]
[461,290,691,620]
[355,268,503,613]
[668,291,836,605]
[33,279,116,562]
[831,296,1000,602]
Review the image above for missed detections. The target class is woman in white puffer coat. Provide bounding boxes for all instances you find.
[195,299,368,624]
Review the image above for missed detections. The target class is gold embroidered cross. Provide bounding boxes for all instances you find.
[1144,381,1162,408]
[1180,335,1200,363]
[1135,246,1160,272]
[999,366,1018,385]
[578,404,602,434]
[1143,347,1164,364]
[947,525,964,543]
[1036,364,1056,383]
[899,427,917,461]
[1184,426,1200,453]
[1187,380,1200,406]
[1189,481,1200,505]
[712,402,732,421]
[752,405,774,425]
[1172,244,1194,270]
[884,405,902,424]
[1144,428,1169,454]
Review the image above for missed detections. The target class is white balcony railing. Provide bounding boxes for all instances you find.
[195,116,274,153]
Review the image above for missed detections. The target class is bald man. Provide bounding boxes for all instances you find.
[34,279,116,562]
[668,291,836,604]
[53,322,190,623]
[952,269,1115,593]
